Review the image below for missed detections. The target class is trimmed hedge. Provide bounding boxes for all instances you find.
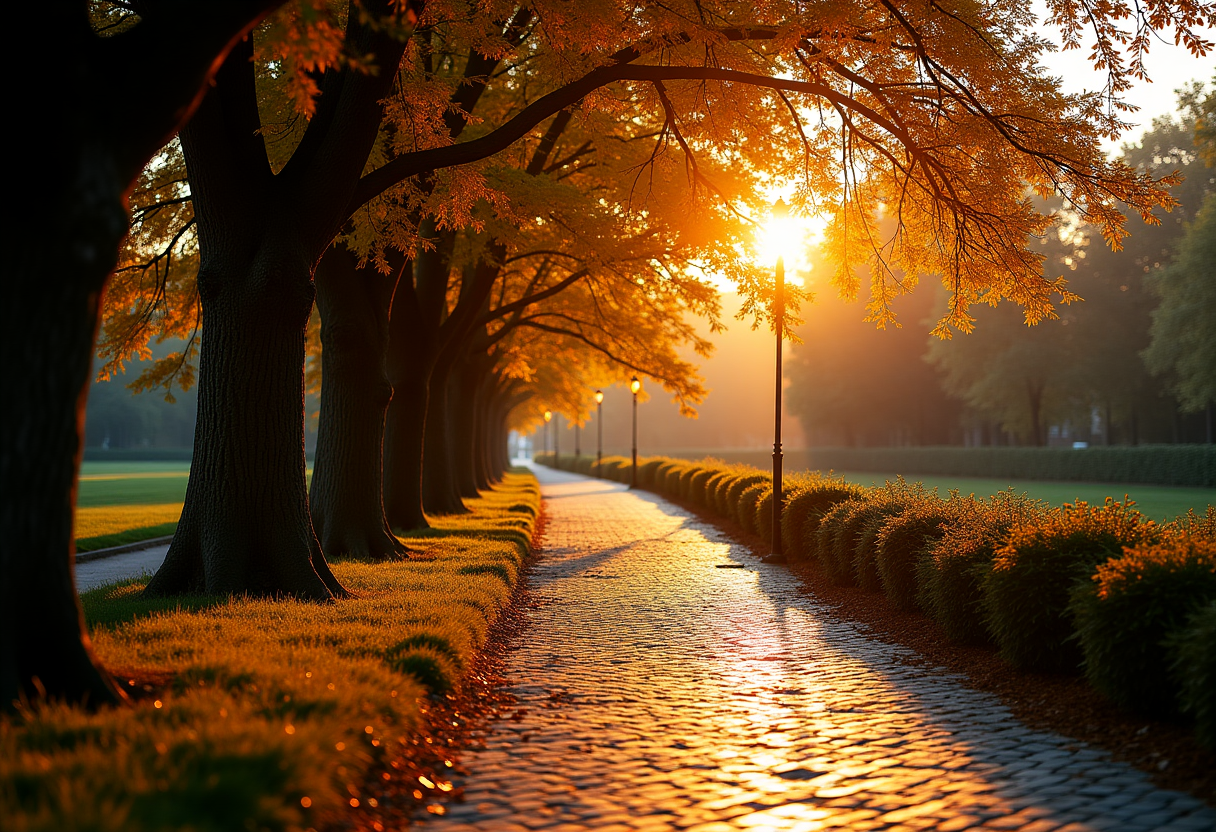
[1171,601,1216,749]
[983,499,1159,673]
[875,498,957,610]
[1071,536,1216,716]
[782,482,867,561]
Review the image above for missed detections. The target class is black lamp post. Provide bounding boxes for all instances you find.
[554,411,560,463]
[574,408,581,459]
[595,389,604,478]
[769,198,788,562]
[543,410,551,459]
[630,376,641,488]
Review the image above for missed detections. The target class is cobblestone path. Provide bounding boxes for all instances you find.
[424,466,1214,832]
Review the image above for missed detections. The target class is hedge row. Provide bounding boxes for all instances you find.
[536,452,1216,747]
[700,445,1216,487]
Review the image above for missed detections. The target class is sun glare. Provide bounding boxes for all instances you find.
[751,202,825,288]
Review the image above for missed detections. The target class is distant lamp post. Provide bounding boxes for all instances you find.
[595,389,604,478]
[554,411,560,462]
[543,410,552,460]
[574,407,581,459]
[767,198,790,563]
[630,376,642,488]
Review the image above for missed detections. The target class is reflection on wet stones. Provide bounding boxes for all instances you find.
[422,467,1215,832]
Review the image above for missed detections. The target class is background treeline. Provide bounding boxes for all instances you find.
[788,86,1215,449]
[540,452,1216,750]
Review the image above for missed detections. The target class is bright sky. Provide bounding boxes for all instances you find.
[1031,0,1214,154]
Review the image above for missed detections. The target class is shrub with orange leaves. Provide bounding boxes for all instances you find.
[982,498,1158,673]
[1071,534,1216,717]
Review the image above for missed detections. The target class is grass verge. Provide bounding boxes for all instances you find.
[75,504,183,552]
[2,470,540,832]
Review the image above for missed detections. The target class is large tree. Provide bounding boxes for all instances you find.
[100,0,1212,599]
[1,0,284,708]
[1144,84,1216,429]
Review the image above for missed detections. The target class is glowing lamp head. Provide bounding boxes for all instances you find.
[544,410,552,422]
[595,390,604,404]
[630,377,642,395]
[757,197,800,267]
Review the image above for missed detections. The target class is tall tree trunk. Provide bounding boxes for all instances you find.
[2,1,284,708]
[147,243,341,599]
[383,365,430,531]
[3,250,127,709]
[1027,379,1045,447]
[309,246,407,560]
[422,360,468,515]
[450,361,483,499]
[148,15,409,596]
[472,377,495,490]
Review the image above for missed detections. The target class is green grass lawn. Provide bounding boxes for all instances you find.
[78,461,192,507]
[829,470,1213,524]
[661,451,1213,523]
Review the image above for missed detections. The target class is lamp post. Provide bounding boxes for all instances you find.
[769,198,788,562]
[554,411,560,463]
[543,410,551,460]
[595,389,604,478]
[574,408,581,459]
[630,376,641,488]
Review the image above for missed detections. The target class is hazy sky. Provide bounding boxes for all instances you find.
[1032,0,1214,152]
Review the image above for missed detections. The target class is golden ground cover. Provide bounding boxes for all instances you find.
[2,471,540,832]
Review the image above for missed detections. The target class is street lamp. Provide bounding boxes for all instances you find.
[574,407,581,459]
[595,389,604,478]
[768,198,790,563]
[630,376,642,488]
[554,411,560,463]
[543,410,552,460]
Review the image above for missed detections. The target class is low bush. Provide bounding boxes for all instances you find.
[874,496,958,610]
[783,482,868,561]
[702,471,732,512]
[1071,535,1216,716]
[846,488,919,592]
[917,491,1045,645]
[755,489,779,544]
[736,482,770,535]
[687,467,719,508]
[638,458,665,488]
[983,498,1158,673]
[817,499,875,586]
[1170,600,1216,749]
[723,473,768,521]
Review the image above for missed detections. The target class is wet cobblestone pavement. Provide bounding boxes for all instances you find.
[425,467,1214,832]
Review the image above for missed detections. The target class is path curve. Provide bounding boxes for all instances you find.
[425,465,1214,832]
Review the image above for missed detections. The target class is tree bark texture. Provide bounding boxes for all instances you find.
[310,246,408,560]
[2,0,283,708]
[422,359,469,515]
[2,215,127,709]
[146,240,341,599]
[450,360,485,499]
[148,19,409,597]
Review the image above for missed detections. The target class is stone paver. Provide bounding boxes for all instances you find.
[75,544,168,592]
[422,466,1215,831]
